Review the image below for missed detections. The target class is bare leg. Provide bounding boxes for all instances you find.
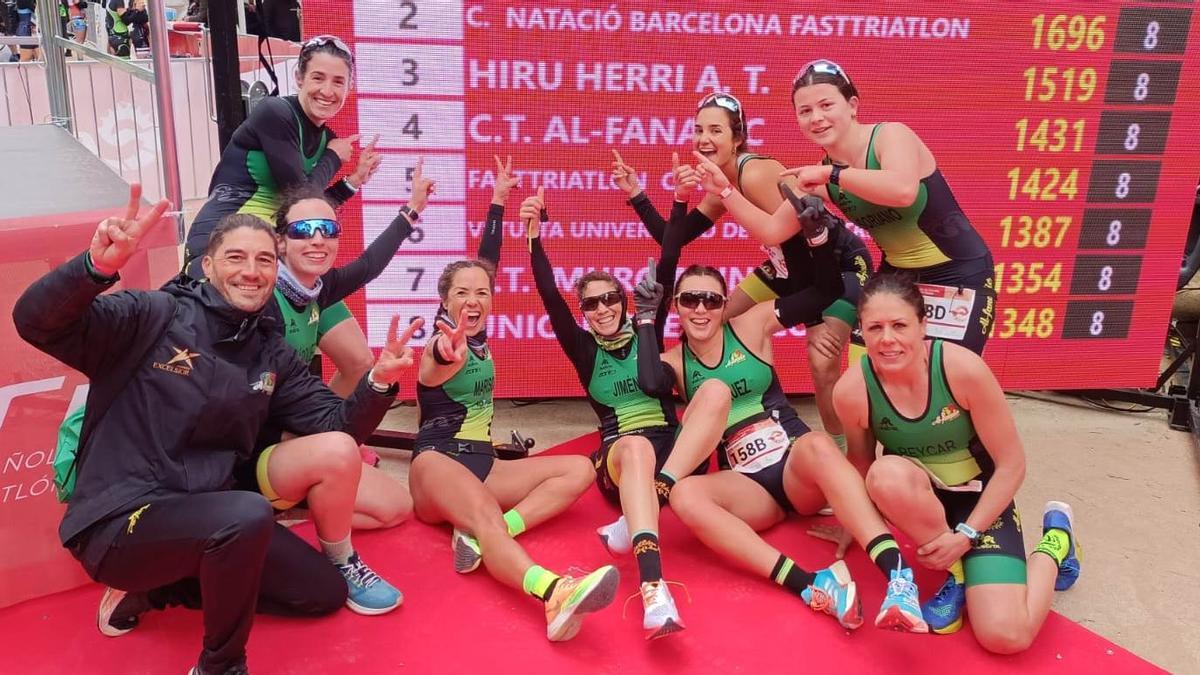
[484,455,594,531]
[319,319,375,398]
[607,436,659,535]
[669,472,786,576]
[660,379,730,479]
[864,455,951,546]
[805,318,852,436]
[350,464,413,530]
[409,452,535,590]
[785,432,894,548]
[265,432,361,542]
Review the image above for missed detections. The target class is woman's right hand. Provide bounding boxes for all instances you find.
[491,154,520,205]
[672,152,700,201]
[610,149,642,198]
[692,150,732,196]
[519,187,546,239]
[409,157,436,213]
[327,134,360,163]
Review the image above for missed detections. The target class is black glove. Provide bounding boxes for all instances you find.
[634,258,664,324]
[779,182,833,245]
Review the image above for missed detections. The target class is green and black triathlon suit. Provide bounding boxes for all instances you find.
[530,228,684,505]
[827,124,995,354]
[183,95,356,279]
[628,155,873,330]
[862,339,1026,586]
[413,205,505,482]
[681,323,810,510]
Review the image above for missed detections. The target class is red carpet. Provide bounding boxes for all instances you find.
[2,433,1161,674]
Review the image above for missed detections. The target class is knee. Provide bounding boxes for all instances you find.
[792,432,844,473]
[315,432,362,478]
[613,439,656,475]
[565,455,596,491]
[865,456,922,506]
[806,342,839,376]
[298,565,350,616]
[667,477,708,526]
[692,379,732,413]
[376,487,414,528]
[973,624,1034,655]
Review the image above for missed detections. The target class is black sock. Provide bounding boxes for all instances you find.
[633,531,663,584]
[866,533,906,579]
[654,471,677,507]
[541,578,559,602]
[770,554,816,597]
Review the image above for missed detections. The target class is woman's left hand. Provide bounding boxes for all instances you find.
[917,530,973,571]
[347,134,382,188]
[780,164,834,194]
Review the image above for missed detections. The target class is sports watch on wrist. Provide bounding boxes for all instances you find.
[399,205,420,222]
[955,522,981,544]
[828,164,844,186]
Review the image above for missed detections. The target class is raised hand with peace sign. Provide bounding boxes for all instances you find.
[433,307,470,365]
[370,316,425,385]
[491,154,521,206]
[89,183,172,277]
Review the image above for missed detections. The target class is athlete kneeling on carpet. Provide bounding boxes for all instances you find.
[833,273,1081,652]
[636,211,928,632]
[407,167,618,642]
[13,189,418,675]
[521,182,714,639]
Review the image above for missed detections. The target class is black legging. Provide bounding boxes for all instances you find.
[76,491,346,673]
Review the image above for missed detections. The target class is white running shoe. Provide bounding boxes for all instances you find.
[596,515,631,555]
[641,580,685,640]
[452,528,483,574]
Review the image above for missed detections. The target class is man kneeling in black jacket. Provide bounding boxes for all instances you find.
[13,185,422,675]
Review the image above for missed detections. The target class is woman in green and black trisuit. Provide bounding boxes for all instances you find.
[833,273,1080,652]
[636,212,929,634]
[407,163,619,643]
[518,180,716,640]
[697,59,995,355]
[184,35,381,391]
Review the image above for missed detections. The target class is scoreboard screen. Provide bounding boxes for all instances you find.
[304,1,1200,395]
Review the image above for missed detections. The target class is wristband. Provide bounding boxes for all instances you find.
[341,177,360,193]
[828,164,843,186]
[399,205,419,222]
[366,369,395,394]
[432,338,455,366]
[85,252,119,282]
[718,185,733,200]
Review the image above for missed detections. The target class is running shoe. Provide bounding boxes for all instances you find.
[1043,501,1081,591]
[800,560,863,630]
[544,565,620,642]
[596,515,632,555]
[452,528,483,574]
[97,587,149,637]
[640,580,685,640]
[876,565,929,633]
[336,553,403,615]
[187,662,249,675]
[921,573,966,634]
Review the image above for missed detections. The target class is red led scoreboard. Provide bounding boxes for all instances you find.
[304,2,1200,396]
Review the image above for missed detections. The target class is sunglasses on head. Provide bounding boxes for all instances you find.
[697,92,746,125]
[794,59,851,88]
[284,218,341,240]
[580,290,624,312]
[303,34,354,62]
[676,290,726,311]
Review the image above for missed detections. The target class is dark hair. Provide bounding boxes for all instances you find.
[274,185,336,233]
[677,264,728,296]
[437,259,497,300]
[205,214,277,256]
[574,270,621,300]
[298,38,353,77]
[792,66,859,103]
[859,272,924,320]
[696,95,749,154]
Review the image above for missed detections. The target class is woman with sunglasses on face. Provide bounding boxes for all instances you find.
[518,185,718,640]
[833,273,1080,651]
[697,59,995,355]
[633,221,929,633]
[611,96,873,451]
[407,165,618,643]
[239,163,434,538]
[185,36,376,276]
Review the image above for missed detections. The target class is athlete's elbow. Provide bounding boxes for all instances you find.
[891,183,920,208]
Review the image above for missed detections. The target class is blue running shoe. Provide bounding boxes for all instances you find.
[1042,501,1081,591]
[921,573,966,634]
[801,560,863,630]
[336,553,403,615]
[877,565,929,633]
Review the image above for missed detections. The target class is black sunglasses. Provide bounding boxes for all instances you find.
[284,218,341,240]
[580,290,624,312]
[676,290,726,310]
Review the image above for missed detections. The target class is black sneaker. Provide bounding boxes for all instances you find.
[97,587,149,637]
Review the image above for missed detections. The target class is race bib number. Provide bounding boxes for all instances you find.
[918,283,976,342]
[726,419,789,474]
[761,244,789,280]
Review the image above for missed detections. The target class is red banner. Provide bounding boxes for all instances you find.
[305,1,1200,395]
